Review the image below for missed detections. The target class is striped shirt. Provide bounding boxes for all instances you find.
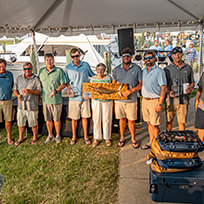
[185,47,197,62]
[90,75,112,102]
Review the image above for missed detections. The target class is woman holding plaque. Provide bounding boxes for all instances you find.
[90,63,113,147]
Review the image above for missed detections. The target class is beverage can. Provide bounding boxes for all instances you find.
[183,83,189,94]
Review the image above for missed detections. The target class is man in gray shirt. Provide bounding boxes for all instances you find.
[164,47,195,131]
[13,62,42,146]
[113,48,142,149]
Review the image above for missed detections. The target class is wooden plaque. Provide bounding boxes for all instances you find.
[83,83,128,100]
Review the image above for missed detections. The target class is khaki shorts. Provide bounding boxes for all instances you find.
[166,104,188,124]
[142,98,162,126]
[0,100,13,122]
[115,101,137,121]
[43,103,62,122]
[68,100,91,120]
[17,109,38,127]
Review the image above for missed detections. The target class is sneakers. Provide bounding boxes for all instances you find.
[44,136,54,144]
[55,136,61,143]
[44,135,62,144]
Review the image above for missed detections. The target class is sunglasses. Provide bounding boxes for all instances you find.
[144,56,153,60]
[122,54,131,58]
[71,54,80,58]
[23,68,32,71]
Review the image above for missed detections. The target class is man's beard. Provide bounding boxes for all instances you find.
[123,60,131,65]
[145,61,154,67]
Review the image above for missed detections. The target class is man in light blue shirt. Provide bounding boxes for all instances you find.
[164,39,173,63]
[0,58,14,145]
[141,51,167,149]
[150,40,163,57]
[66,47,95,145]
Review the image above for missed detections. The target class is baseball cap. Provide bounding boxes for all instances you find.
[172,47,183,54]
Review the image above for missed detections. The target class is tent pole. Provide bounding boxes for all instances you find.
[199,22,203,77]
[32,30,40,74]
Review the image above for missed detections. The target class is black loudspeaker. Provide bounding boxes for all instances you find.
[118,28,134,56]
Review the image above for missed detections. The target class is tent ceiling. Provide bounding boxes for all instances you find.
[0,0,203,37]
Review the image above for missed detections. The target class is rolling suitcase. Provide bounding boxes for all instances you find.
[158,131,204,153]
[149,164,204,204]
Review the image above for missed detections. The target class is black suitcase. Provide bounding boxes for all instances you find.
[149,164,204,203]
[158,131,204,153]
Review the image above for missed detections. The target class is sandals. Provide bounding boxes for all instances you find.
[106,140,112,147]
[15,140,24,147]
[132,141,140,149]
[31,138,38,145]
[70,139,77,145]
[141,144,151,150]
[118,140,125,147]
[84,139,91,145]
[92,140,99,147]
[7,139,14,145]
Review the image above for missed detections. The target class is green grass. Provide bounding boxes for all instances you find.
[190,88,197,99]
[0,124,119,204]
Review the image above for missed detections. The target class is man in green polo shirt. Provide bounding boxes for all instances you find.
[39,53,67,143]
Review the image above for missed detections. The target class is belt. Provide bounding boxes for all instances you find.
[0,100,6,101]
[144,98,159,100]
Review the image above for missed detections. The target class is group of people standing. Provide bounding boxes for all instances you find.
[0,43,202,148]
[114,46,195,150]
[150,39,197,69]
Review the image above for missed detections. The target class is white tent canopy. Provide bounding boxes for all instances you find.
[0,0,203,37]
[0,0,203,74]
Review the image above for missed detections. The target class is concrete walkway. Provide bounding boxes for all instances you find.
[118,97,204,204]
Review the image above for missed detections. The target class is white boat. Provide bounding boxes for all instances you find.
[11,32,112,71]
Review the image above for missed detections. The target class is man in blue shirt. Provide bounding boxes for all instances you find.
[0,58,14,145]
[65,47,95,145]
[141,51,167,149]
[113,48,142,149]
[150,40,163,57]
[164,39,173,63]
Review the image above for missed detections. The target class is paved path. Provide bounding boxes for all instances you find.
[118,98,204,204]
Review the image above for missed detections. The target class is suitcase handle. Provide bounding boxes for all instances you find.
[149,184,158,193]
[161,178,199,186]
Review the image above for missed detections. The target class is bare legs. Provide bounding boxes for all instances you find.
[71,118,90,145]
[5,121,12,144]
[118,118,138,147]
[166,120,185,131]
